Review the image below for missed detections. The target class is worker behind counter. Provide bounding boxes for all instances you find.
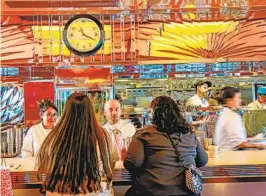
[102,100,136,159]
[244,86,266,137]
[21,99,58,158]
[248,87,266,110]
[186,80,212,127]
[214,87,266,150]
[186,80,212,108]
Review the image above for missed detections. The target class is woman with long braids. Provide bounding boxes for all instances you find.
[124,96,208,196]
[37,93,119,196]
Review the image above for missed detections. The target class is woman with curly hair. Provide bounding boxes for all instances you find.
[37,93,118,195]
[124,96,208,196]
[22,99,58,157]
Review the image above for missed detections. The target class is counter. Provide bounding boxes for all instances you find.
[3,150,266,189]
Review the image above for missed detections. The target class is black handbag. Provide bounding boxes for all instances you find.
[167,134,203,194]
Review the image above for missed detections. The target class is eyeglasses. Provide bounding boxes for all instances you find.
[44,113,57,118]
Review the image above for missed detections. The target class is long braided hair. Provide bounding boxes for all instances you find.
[37,93,112,194]
[151,96,192,135]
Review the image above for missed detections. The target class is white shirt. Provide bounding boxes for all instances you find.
[186,94,209,107]
[22,122,51,158]
[102,119,136,139]
[103,119,136,159]
[248,100,266,110]
[214,107,247,150]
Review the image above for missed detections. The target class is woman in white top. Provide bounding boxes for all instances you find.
[37,93,119,196]
[214,87,266,150]
[21,99,58,157]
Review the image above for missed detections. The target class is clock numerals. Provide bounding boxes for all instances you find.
[64,15,104,55]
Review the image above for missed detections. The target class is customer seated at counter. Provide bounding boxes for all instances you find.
[124,96,208,196]
[214,87,266,150]
[37,93,119,196]
[21,99,58,158]
[103,100,136,158]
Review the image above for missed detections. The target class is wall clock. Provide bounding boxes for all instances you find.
[63,14,104,56]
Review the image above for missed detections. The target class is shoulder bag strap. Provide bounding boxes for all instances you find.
[166,133,183,162]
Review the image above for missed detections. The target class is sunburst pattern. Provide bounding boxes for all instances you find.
[1,16,266,64]
[1,16,34,62]
[138,19,266,61]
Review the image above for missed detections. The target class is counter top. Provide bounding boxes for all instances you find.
[207,150,266,166]
[4,150,266,172]
[2,150,266,188]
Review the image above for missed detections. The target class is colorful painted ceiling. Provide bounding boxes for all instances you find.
[1,0,266,65]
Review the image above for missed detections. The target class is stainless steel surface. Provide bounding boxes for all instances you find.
[1,125,25,157]
[114,76,266,104]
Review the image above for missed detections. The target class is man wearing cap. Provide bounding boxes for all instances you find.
[248,87,266,110]
[186,80,212,107]
[244,86,266,137]
[185,80,212,127]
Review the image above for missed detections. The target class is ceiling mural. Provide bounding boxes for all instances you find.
[138,19,266,61]
[1,0,266,65]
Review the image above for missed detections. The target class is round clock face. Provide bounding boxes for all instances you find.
[63,15,104,56]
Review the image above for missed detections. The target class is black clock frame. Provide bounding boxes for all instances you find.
[63,14,104,57]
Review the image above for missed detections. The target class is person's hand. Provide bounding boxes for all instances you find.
[192,116,210,126]
[202,116,211,123]
[256,144,266,150]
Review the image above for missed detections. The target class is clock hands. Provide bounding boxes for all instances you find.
[80,27,95,40]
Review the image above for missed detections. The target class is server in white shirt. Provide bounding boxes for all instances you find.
[248,86,266,110]
[214,87,266,150]
[21,99,58,157]
[186,80,212,126]
[186,80,212,107]
[103,100,136,158]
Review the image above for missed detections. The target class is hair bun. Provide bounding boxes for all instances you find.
[37,99,54,110]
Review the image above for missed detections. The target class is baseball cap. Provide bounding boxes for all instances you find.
[257,87,266,95]
[195,80,212,88]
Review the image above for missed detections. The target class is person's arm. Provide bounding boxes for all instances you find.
[195,138,208,167]
[191,116,211,126]
[123,137,145,173]
[236,142,266,150]
[21,128,34,158]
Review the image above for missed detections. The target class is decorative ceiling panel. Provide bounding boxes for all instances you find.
[138,19,266,62]
[1,0,266,66]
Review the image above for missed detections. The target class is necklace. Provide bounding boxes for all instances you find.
[106,122,121,135]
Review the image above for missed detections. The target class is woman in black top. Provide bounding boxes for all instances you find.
[124,96,208,196]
